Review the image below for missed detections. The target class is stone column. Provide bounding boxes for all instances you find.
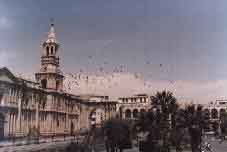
[11,114,14,136]
[4,114,9,138]
[35,102,39,130]
[122,111,125,119]
[17,97,22,133]
[14,114,17,136]
[66,113,69,132]
[50,114,53,133]
[8,113,11,136]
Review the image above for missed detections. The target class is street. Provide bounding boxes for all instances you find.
[208,139,227,152]
[0,140,71,152]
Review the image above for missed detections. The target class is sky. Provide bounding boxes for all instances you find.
[1,0,227,103]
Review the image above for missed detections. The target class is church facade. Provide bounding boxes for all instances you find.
[0,24,117,140]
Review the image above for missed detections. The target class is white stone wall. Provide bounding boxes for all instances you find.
[0,81,80,139]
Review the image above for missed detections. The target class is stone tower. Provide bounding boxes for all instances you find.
[35,23,64,91]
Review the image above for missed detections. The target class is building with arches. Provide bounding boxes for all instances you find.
[203,100,227,132]
[204,100,227,120]
[118,94,151,120]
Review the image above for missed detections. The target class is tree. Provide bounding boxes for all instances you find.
[171,109,188,152]
[134,91,178,152]
[150,90,178,152]
[184,104,208,152]
[103,118,131,152]
[220,111,227,137]
[134,109,161,152]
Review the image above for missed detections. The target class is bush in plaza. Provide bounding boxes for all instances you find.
[103,118,131,152]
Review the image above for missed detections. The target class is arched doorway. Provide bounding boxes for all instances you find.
[211,109,218,119]
[133,109,139,119]
[70,122,74,135]
[204,109,211,132]
[220,109,226,119]
[0,113,4,140]
[125,109,131,119]
[204,109,210,119]
[119,107,123,118]
[140,109,146,115]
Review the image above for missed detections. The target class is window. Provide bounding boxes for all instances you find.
[211,109,218,119]
[125,109,131,118]
[0,94,3,104]
[56,80,60,90]
[57,118,59,127]
[126,99,128,103]
[133,109,139,118]
[51,46,54,55]
[41,79,47,89]
[46,46,49,56]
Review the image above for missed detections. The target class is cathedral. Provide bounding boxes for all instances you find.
[0,23,117,140]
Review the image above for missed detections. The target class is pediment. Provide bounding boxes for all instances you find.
[0,67,19,84]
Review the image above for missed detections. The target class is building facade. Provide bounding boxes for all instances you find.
[0,24,117,140]
[118,94,151,120]
[202,100,227,132]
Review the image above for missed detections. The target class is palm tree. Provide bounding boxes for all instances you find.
[184,104,208,152]
[151,91,177,114]
[133,91,178,152]
[170,108,188,152]
[134,109,162,152]
[150,90,178,152]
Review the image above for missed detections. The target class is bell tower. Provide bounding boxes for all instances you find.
[35,23,64,91]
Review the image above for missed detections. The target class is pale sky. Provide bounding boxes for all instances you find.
[1,0,227,103]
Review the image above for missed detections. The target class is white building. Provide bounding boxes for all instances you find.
[117,94,151,120]
[204,100,227,121]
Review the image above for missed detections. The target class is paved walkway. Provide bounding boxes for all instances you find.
[208,139,227,152]
[0,136,82,152]
[0,140,72,152]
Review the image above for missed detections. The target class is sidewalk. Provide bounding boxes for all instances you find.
[0,140,72,152]
[0,135,82,148]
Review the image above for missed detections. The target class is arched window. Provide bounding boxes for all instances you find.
[51,46,54,55]
[41,79,47,89]
[125,109,131,119]
[46,46,49,56]
[204,109,210,119]
[70,122,74,135]
[220,109,226,119]
[211,109,218,119]
[133,109,139,118]
[57,118,59,127]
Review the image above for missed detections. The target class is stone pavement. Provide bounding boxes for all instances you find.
[0,140,70,152]
[101,147,139,152]
[208,139,227,152]
[0,136,83,152]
